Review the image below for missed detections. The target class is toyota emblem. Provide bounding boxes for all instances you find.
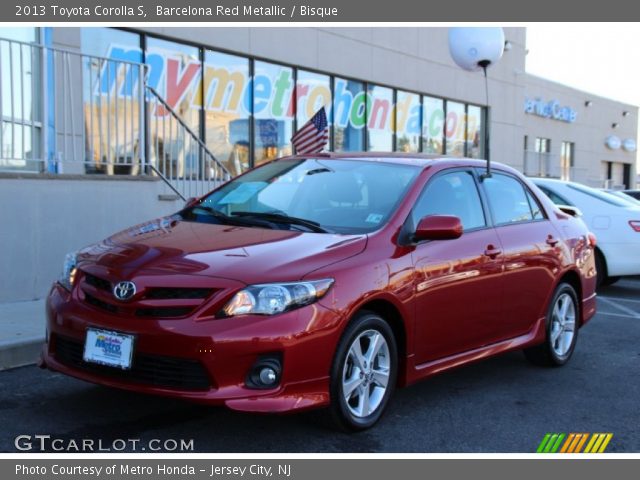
[113,281,136,301]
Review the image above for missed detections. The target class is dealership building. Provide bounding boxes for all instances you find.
[0,26,638,302]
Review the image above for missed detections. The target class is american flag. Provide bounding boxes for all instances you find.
[291,107,329,154]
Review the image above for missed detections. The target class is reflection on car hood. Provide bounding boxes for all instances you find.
[76,216,367,284]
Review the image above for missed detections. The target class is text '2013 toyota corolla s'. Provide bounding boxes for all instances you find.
[42,154,597,430]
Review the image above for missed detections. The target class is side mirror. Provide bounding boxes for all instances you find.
[414,215,463,241]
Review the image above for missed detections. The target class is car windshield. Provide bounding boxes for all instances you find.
[186,158,421,234]
[606,190,640,206]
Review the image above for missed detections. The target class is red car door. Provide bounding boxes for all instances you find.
[480,171,563,340]
[410,169,505,364]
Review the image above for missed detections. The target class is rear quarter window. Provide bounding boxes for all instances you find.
[536,185,573,206]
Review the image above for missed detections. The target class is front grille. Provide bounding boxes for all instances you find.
[135,307,193,318]
[83,272,112,292]
[80,274,217,320]
[83,291,120,314]
[54,335,212,391]
[144,288,213,300]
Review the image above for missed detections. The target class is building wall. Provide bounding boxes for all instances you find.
[9,26,637,186]
[523,74,638,187]
[48,26,638,186]
[0,176,181,302]
[46,27,527,170]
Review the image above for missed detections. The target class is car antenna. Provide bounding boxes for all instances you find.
[478,60,492,181]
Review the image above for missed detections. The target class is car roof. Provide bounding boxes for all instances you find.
[529,177,571,184]
[281,152,507,171]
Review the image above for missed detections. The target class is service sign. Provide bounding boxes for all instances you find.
[524,97,577,123]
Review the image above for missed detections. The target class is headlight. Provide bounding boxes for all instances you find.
[221,279,334,317]
[59,252,78,291]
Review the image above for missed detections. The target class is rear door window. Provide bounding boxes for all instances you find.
[483,173,542,225]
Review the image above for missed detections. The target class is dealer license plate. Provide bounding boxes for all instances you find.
[83,328,134,369]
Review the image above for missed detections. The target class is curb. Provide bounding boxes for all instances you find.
[0,336,44,371]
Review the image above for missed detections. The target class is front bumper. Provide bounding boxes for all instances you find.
[42,284,343,413]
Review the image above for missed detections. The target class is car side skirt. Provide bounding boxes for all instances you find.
[405,316,547,386]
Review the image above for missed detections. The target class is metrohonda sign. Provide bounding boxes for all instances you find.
[524,97,577,123]
[99,46,478,141]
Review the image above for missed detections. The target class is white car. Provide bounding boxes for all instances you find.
[532,178,640,286]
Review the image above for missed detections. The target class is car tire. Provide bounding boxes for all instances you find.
[524,282,579,367]
[594,249,618,288]
[329,311,397,431]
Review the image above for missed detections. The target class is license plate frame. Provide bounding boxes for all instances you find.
[83,328,135,370]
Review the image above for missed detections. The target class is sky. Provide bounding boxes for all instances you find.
[526,24,640,107]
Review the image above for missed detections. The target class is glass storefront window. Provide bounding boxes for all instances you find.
[146,37,201,132]
[253,61,294,165]
[466,105,483,158]
[71,28,488,177]
[422,96,444,154]
[395,91,421,153]
[445,100,466,157]
[366,84,393,151]
[0,28,40,171]
[81,28,142,174]
[333,77,364,152]
[297,70,331,127]
[146,37,202,178]
[204,50,250,176]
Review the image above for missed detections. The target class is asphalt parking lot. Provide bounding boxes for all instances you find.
[1,278,639,453]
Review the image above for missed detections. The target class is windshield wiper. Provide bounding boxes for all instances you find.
[188,205,231,221]
[231,211,332,233]
[185,205,276,229]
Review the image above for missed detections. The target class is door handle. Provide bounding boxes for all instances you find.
[546,235,559,246]
[484,246,502,258]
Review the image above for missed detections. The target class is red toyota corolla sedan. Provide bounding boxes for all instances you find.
[42,154,597,430]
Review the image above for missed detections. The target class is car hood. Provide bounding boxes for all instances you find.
[76,216,367,284]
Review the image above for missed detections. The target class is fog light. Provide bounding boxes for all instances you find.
[259,367,277,385]
[246,356,282,389]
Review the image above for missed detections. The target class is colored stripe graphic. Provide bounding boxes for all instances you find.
[574,433,589,453]
[560,433,576,453]
[537,434,552,453]
[537,433,565,453]
[584,433,614,453]
[538,433,613,453]
[584,434,599,453]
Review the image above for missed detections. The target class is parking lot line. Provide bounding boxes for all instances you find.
[596,311,639,319]
[599,296,640,305]
[597,297,640,318]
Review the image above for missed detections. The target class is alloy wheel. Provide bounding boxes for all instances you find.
[550,292,576,357]
[341,329,391,418]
